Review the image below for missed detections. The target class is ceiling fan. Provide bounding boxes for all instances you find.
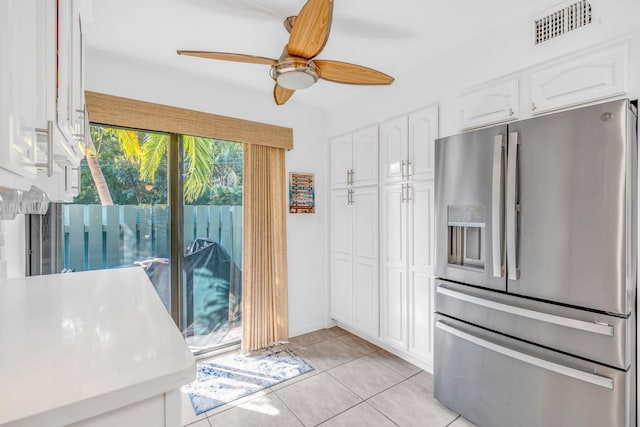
[177,0,394,105]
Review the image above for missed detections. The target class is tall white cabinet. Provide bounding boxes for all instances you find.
[380,106,438,367]
[330,125,379,338]
[329,106,438,370]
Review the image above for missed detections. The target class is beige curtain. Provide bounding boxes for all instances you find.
[242,143,288,352]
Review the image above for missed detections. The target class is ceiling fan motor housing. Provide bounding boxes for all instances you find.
[270,56,319,90]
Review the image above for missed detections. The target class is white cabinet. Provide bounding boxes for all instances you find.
[58,0,87,148]
[458,78,519,130]
[529,41,628,115]
[0,0,38,189]
[0,0,85,198]
[330,125,379,338]
[330,186,379,337]
[379,107,438,368]
[381,106,438,184]
[380,181,435,357]
[30,0,86,201]
[330,125,378,189]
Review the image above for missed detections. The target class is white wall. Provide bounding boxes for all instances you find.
[326,0,640,137]
[86,51,329,337]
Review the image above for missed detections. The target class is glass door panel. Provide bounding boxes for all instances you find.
[62,125,172,311]
[181,135,243,353]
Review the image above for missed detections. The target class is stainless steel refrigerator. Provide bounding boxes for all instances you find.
[434,99,637,427]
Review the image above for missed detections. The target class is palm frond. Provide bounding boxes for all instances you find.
[140,133,168,183]
[114,129,142,163]
[183,136,215,202]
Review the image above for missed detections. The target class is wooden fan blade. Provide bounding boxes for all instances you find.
[177,50,277,65]
[288,0,333,59]
[314,60,394,85]
[274,84,295,105]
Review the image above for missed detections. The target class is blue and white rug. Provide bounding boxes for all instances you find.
[184,345,314,414]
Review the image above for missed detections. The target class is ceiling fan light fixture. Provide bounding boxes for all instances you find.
[270,57,319,90]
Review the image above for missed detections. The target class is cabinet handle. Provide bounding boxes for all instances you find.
[401,160,406,180]
[350,169,354,185]
[531,102,537,112]
[69,166,80,191]
[346,170,350,185]
[406,161,412,178]
[75,108,86,145]
[509,108,514,117]
[35,120,54,177]
[401,184,406,204]
[406,183,412,202]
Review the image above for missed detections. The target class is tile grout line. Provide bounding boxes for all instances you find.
[271,387,308,427]
[446,415,462,426]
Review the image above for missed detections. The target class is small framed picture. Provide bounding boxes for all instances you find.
[289,172,315,213]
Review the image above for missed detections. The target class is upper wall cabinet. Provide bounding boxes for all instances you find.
[529,42,628,115]
[0,0,38,190]
[57,0,86,160]
[8,0,87,200]
[381,106,439,184]
[330,125,378,189]
[408,106,438,182]
[457,78,519,131]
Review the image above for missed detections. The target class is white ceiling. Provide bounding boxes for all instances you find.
[85,0,559,109]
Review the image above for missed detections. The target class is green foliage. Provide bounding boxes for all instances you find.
[183,136,216,202]
[74,125,243,205]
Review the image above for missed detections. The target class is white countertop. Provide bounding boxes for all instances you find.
[0,267,196,426]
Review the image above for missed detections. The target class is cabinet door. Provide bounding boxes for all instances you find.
[380,184,408,349]
[352,187,379,337]
[57,0,85,155]
[380,116,408,184]
[0,0,38,183]
[70,1,86,141]
[458,78,518,130]
[330,190,353,324]
[330,133,352,188]
[352,125,378,187]
[530,42,628,115]
[408,181,434,272]
[408,106,438,181]
[409,275,433,361]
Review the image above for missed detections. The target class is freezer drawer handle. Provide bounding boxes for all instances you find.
[436,321,614,390]
[437,286,614,336]
[492,135,504,278]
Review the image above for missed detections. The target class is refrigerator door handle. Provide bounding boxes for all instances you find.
[436,321,614,390]
[492,135,504,278]
[507,131,519,280]
[436,286,614,336]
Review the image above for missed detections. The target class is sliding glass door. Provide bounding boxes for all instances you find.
[57,124,243,354]
[180,135,243,351]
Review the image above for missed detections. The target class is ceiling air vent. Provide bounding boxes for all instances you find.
[535,0,592,45]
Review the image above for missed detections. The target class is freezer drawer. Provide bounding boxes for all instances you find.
[434,315,635,427]
[436,279,633,370]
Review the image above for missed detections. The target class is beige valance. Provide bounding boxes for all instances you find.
[85,91,293,150]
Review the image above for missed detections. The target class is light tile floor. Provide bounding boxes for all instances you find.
[181,327,476,427]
